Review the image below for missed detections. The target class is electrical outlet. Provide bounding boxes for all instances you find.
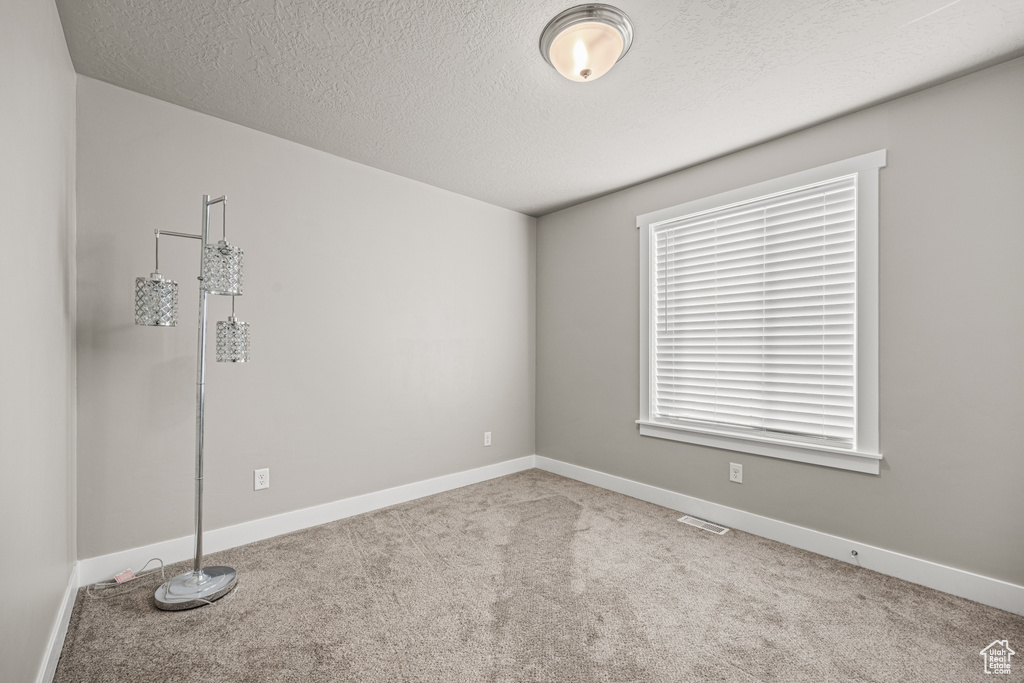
[729,463,743,484]
[254,468,270,490]
[484,431,492,446]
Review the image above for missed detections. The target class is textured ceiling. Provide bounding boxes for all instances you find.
[56,0,1024,216]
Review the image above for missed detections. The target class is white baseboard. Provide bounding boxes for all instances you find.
[71,451,1022,655]
[47,452,1023,683]
[79,456,536,586]
[535,456,1024,617]
[37,562,79,683]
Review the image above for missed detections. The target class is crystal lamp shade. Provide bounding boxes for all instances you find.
[135,273,179,326]
[202,240,244,295]
[216,316,250,363]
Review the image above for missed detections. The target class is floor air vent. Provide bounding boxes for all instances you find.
[679,516,730,535]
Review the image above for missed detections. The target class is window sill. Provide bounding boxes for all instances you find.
[636,420,881,474]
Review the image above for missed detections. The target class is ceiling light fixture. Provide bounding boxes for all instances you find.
[540,4,633,83]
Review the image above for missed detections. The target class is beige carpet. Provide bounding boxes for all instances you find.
[56,469,1023,682]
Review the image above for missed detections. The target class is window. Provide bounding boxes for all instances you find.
[637,151,885,473]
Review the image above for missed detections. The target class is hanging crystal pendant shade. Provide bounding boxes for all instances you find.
[202,240,244,295]
[216,316,250,363]
[135,273,179,326]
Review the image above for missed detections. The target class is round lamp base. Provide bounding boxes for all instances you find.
[154,566,237,611]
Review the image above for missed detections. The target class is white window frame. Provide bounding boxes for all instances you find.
[637,150,885,474]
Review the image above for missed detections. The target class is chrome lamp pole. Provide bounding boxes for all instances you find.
[134,194,250,610]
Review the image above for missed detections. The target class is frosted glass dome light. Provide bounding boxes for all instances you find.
[540,4,633,82]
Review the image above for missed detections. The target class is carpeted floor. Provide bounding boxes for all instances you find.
[55,469,1023,682]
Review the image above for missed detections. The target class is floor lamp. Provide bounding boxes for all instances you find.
[134,194,251,610]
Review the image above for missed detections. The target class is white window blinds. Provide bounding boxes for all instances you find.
[653,175,856,448]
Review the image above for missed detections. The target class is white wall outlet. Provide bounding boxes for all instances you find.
[254,468,270,490]
[483,431,492,446]
[729,463,743,483]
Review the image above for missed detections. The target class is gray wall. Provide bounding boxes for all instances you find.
[537,57,1024,585]
[76,78,536,559]
[0,0,78,680]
